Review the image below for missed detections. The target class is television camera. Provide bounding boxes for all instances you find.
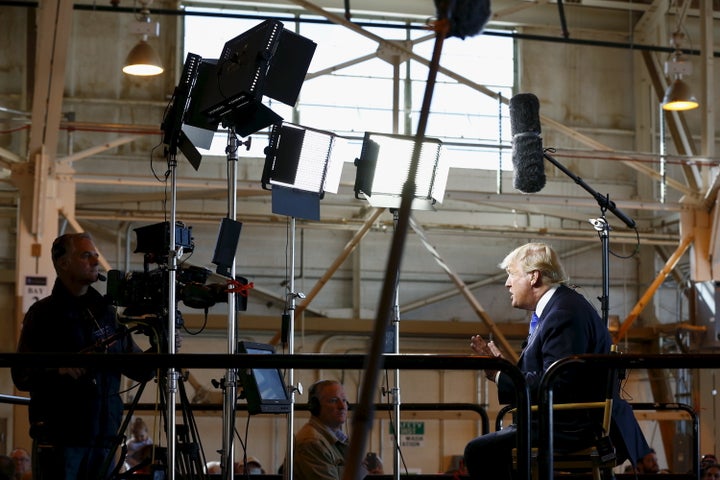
[107,264,229,312]
[105,221,231,351]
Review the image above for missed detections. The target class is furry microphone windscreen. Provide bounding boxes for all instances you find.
[434,0,491,39]
[509,93,541,137]
[512,134,546,193]
[510,93,546,194]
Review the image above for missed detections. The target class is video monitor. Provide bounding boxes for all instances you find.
[237,341,291,414]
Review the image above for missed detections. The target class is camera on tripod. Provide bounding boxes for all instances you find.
[107,221,229,310]
[106,221,230,350]
[106,265,228,316]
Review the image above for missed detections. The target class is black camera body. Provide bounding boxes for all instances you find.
[105,221,236,353]
[107,266,227,316]
[107,268,169,317]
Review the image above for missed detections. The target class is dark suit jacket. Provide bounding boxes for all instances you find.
[495,284,649,464]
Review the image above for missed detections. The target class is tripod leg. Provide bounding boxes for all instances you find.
[102,381,149,480]
[177,376,208,477]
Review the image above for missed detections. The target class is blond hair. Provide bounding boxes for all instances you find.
[499,243,567,286]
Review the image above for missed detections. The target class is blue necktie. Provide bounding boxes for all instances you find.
[529,312,540,336]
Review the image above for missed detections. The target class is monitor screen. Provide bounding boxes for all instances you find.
[237,341,291,414]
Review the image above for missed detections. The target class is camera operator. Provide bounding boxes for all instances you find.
[12,233,156,480]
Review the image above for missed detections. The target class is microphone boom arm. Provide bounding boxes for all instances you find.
[543,150,636,229]
[542,148,637,328]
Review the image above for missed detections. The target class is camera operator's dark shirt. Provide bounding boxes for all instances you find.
[12,279,154,446]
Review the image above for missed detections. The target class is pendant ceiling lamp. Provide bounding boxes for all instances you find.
[661,31,697,111]
[122,0,163,76]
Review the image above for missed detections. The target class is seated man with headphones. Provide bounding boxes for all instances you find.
[293,380,364,480]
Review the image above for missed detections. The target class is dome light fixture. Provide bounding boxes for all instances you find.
[122,0,163,76]
[662,78,698,111]
[662,31,697,111]
[123,39,163,76]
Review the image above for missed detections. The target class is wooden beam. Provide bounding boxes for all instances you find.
[295,208,385,318]
[409,216,519,362]
[27,0,74,159]
[614,235,693,343]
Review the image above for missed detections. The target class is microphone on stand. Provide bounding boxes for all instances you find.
[509,93,637,229]
[97,272,107,282]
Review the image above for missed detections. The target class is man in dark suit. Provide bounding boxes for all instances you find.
[464,242,651,480]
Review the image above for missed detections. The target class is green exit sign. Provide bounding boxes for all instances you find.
[390,421,424,435]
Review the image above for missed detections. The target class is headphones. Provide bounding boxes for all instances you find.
[307,380,339,417]
[309,396,321,416]
[308,381,323,416]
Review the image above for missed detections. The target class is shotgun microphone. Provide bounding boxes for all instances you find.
[510,93,546,194]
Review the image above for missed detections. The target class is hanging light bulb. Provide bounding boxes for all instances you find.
[662,31,697,111]
[123,38,163,76]
[122,0,163,76]
[662,78,698,111]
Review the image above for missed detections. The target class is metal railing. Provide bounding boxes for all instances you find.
[119,402,492,436]
[0,352,528,479]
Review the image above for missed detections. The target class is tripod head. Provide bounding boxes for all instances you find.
[118,311,183,354]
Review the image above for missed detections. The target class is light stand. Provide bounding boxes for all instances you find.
[165,21,315,479]
[221,129,240,480]
[286,215,298,480]
[262,122,344,480]
[354,132,447,480]
[541,150,637,326]
[159,52,206,480]
[390,209,401,479]
[167,166,180,480]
